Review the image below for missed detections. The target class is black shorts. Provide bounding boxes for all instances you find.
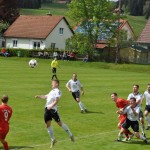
[44,108,60,123]
[139,110,144,118]
[52,68,56,74]
[72,91,80,101]
[145,105,150,112]
[122,118,139,132]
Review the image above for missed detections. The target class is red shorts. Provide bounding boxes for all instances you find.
[119,114,127,125]
[0,127,9,140]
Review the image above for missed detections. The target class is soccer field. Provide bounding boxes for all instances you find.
[0,57,150,150]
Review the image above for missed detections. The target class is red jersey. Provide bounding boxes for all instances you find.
[116,98,129,109]
[115,98,129,125]
[0,103,12,130]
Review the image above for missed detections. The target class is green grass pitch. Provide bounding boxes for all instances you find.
[0,57,150,150]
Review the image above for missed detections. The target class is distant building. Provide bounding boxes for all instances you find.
[74,19,135,62]
[137,18,150,50]
[136,18,150,63]
[3,15,74,50]
[0,34,5,47]
[74,19,135,43]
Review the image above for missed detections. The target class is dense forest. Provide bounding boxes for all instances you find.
[0,0,150,24]
[18,0,150,19]
[117,0,150,19]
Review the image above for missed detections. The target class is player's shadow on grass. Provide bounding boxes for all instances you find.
[8,146,34,149]
[84,110,104,114]
[122,140,150,145]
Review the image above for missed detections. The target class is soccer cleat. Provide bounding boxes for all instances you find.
[114,139,121,142]
[143,139,148,144]
[70,135,75,142]
[50,139,57,148]
[146,126,150,130]
[81,110,84,113]
[122,138,128,141]
[85,109,88,113]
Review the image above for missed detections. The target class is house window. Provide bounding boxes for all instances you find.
[2,41,5,47]
[51,43,56,49]
[13,40,18,47]
[59,28,64,35]
[33,41,40,49]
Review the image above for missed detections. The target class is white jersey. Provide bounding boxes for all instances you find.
[143,91,150,105]
[123,105,140,121]
[45,88,62,111]
[127,92,143,108]
[66,79,83,92]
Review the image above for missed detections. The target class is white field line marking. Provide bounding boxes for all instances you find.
[11,130,118,150]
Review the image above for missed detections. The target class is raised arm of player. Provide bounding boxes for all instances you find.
[35,95,47,99]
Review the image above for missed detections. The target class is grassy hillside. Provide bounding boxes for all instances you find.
[20,3,147,37]
[20,3,67,16]
[127,15,147,37]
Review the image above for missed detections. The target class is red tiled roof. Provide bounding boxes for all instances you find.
[119,19,127,29]
[137,18,150,43]
[96,44,107,49]
[4,15,72,39]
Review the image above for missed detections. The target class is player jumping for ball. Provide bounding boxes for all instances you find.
[35,79,74,148]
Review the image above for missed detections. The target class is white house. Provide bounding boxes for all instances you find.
[119,19,135,41]
[0,34,5,48]
[3,15,74,50]
[74,19,135,49]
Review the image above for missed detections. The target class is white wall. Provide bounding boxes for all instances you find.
[0,36,5,48]
[122,23,134,40]
[5,38,46,50]
[45,19,73,49]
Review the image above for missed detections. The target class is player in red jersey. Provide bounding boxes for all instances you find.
[0,95,12,150]
[111,93,134,141]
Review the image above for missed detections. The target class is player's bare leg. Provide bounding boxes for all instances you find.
[0,139,9,150]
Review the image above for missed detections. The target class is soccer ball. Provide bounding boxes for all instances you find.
[29,59,38,68]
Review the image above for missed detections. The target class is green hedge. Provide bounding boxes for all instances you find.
[6,48,57,57]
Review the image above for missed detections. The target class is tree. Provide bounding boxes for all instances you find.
[0,21,9,33]
[143,0,150,19]
[67,0,117,59]
[0,0,19,24]
[66,33,92,54]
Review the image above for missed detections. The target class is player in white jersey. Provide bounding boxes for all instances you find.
[35,80,74,148]
[142,84,150,130]
[66,73,87,113]
[127,84,145,137]
[116,97,148,144]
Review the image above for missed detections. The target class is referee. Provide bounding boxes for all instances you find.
[51,57,60,80]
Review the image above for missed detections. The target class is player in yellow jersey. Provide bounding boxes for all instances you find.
[51,57,60,80]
